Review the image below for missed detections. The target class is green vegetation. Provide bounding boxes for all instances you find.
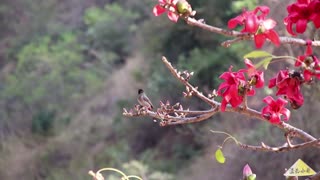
[0,0,319,179]
[83,3,140,63]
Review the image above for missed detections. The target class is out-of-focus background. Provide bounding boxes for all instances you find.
[0,0,319,179]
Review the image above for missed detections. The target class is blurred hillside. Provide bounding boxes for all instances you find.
[0,0,319,179]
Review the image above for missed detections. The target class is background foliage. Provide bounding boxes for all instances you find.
[0,0,319,179]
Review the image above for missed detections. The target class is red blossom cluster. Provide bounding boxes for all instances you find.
[151,1,320,125]
[228,6,280,48]
[153,0,193,23]
[268,70,304,110]
[285,0,320,35]
[217,59,264,111]
[295,40,320,82]
[261,96,290,124]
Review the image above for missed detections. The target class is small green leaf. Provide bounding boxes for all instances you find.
[215,148,226,164]
[255,57,273,70]
[244,50,272,59]
[247,174,256,180]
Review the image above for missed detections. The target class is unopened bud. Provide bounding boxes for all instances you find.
[243,164,253,178]
[176,0,192,14]
[243,164,256,180]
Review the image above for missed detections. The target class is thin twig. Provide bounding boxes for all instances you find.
[162,56,216,107]
[237,139,320,152]
[221,37,247,48]
[285,132,293,147]
[212,129,320,152]
[124,108,219,125]
[174,109,215,114]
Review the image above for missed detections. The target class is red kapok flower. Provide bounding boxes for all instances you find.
[310,0,320,28]
[228,9,259,33]
[254,19,280,48]
[228,6,271,33]
[228,6,279,48]
[284,0,313,35]
[269,70,304,109]
[295,40,320,82]
[262,96,290,124]
[153,0,179,22]
[218,66,254,111]
[244,59,264,88]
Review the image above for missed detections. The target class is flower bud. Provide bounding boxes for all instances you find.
[243,164,253,178]
[243,164,256,180]
[176,0,192,14]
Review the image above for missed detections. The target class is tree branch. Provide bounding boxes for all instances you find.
[162,57,216,107]
[124,56,320,150]
[237,139,320,152]
[184,17,320,47]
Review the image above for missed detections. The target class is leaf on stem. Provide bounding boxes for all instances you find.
[244,50,272,59]
[215,148,226,164]
[255,57,273,69]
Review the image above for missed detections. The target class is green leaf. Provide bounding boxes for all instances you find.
[215,148,226,164]
[244,50,272,59]
[255,57,273,70]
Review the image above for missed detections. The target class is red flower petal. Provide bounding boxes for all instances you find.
[245,13,258,33]
[244,58,254,68]
[263,96,274,105]
[298,0,310,4]
[295,55,304,66]
[262,106,271,115]
[268,78,276,88]
[296,19,308,33]
[221,99,227,112]
[228,16,244,29]
[285,19,296,36]
[269,113,280,124]
[167,11,179,22]
[247,88,255,96]
[265,30,280,46]
[153,5,166,16]
[218,83,229,93]
[276,97,288,107]
[254,6,270,18]
[310,14,320,27]
[255,72,264,88]
[306,40,313,55]
[254,34,266,49]
[262,19,276,30]
[303,70,313,82]
[280,108,290,121]
[219,72,232,80]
